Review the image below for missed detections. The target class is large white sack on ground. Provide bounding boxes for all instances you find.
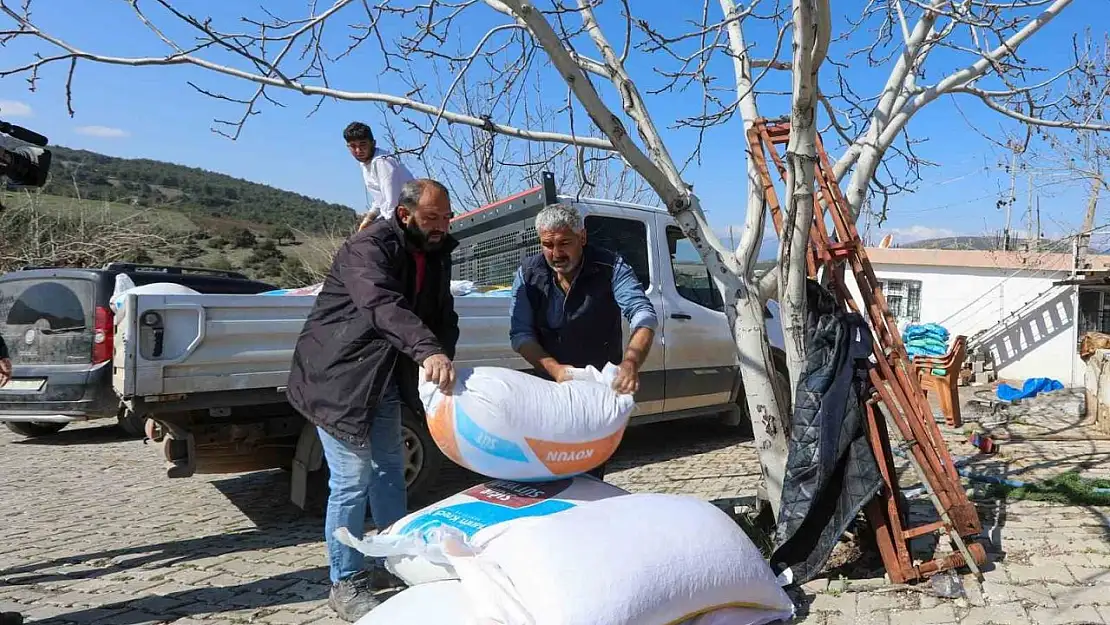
[338,476,628,586]
[680,607,793,625]
[444,493,796,625]
[354,580,482,625]
[421,363,635,481]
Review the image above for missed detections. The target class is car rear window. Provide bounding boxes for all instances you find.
[0,278,96,365]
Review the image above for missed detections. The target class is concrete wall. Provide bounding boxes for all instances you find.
[846,264,1084,385]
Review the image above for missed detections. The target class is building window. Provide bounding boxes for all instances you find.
[879,279,922,324]
[1079,290,1110,334]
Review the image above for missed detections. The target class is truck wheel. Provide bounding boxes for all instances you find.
[301,411,444,516]
[5,421,68,438]
[401,410,443,502]
[117,412,148,438]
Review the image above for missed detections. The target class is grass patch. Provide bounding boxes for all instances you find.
[2,189,198,233]
[987,472,1110,506]
[735,512,776,558]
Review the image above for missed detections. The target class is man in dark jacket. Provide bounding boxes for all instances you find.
[286,178,458,622]
[508,203,657,480]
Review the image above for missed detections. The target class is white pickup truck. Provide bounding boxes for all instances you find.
[112,174,786,510]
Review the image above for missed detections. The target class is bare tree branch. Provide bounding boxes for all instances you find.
[0,0,614,149]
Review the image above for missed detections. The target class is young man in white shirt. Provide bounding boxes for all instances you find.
[343,121,415,231]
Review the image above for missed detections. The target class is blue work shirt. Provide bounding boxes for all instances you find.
[509,254,658,352]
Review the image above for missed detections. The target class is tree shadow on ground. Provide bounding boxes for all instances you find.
[10,422,140,447]
[0,472,319,586]
[24,566,340,625]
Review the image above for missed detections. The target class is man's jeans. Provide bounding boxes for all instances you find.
[318,385,408,585]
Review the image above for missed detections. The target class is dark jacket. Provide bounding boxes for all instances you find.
[770,280,883,584]
[0,336,8,361]
[520,245,623,373]
[285,216,459,446]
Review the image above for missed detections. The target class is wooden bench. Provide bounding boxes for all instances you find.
[912,335,968,428]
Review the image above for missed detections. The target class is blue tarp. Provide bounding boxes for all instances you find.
[996,377,1064,402]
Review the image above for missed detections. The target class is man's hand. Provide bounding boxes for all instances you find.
[612,359,640,395]
[0,358,11,388]
[422,354,456,394]
[551,364,574,383]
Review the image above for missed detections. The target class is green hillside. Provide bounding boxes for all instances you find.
[40,145,357,233]
[0,144,360,286]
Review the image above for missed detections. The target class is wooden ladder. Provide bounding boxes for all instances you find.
[748,119,986,584]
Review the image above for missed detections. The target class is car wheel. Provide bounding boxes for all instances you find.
[5,421,68,438]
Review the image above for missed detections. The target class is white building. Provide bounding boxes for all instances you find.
[845,248,1110,387]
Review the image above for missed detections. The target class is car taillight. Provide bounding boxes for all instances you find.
[93,305,114,364]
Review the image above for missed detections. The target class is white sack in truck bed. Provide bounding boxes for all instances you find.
[259,280,478,297]
[420,364,635,481]
[109,274,201,324]
[339,476,628,586]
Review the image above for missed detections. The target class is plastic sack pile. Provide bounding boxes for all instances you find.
[348,493,795,625]
[903,323,950,359]
[420,363,634,481]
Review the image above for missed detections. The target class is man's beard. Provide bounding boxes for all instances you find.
[547,257,579,276]
[404,219,445,251]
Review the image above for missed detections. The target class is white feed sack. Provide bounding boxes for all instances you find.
[337,476,628,586]
[444,493,795,625]
[354,580,480,625]
[420,364,636,481]
[352,581,787,625]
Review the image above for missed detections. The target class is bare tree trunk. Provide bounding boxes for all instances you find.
[778,0,830,397]
[719,0,793,517]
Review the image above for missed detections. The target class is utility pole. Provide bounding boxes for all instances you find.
[1026,172,1034,250]
[1035,195,1041,249]
[1003,146,1018,251]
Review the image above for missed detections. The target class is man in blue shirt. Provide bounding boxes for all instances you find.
[509,203,657,479]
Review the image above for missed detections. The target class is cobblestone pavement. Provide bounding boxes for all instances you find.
[1,387,1108,625]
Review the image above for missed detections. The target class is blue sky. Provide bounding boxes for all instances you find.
[0,1,1103,254]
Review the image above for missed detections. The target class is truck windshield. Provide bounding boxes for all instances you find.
[0,278,96,365]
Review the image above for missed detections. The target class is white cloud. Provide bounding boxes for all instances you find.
[0,100,32,117]
[75,125,130,138]
[883,225,958,243]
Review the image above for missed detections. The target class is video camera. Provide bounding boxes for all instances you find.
[0,118,52,189]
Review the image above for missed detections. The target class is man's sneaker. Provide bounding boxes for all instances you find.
[366,566,406,590]
[328,571,381,622]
